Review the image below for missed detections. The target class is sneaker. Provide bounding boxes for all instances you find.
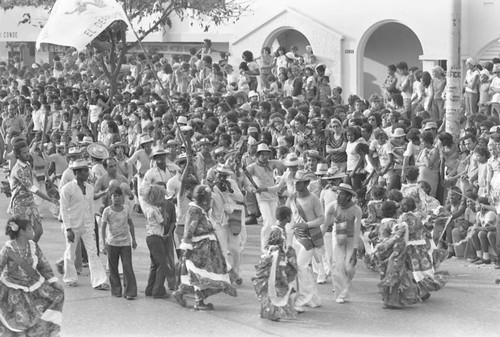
[56,260,64,275]
[335,298,345,304]
[94,283,110,291]
[194,301,214,310]
[65,281,78,287]
[468,257,481,263]
[474,258,491,265]
[317,275,327,284]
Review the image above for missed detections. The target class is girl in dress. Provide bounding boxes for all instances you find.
[253,206,298,321]
[0,216,64,336]
[174,185,237,310]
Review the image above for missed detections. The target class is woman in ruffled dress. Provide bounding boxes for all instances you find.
[0,216,64,336]
[173,185,237,310]
[375,198,447,309]
[252,205,298,321]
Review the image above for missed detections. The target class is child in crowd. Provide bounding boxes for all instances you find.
[252,205,297,321]
[317,76,332,102]
[473,146,490,197]
[142,184,176,298]
[101,187,137,299]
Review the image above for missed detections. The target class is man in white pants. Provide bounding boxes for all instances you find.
[210,164,245,283]
[60,159,108,290]
[288,170,324,313]
[325,183,362,303]
[248,143,284,252]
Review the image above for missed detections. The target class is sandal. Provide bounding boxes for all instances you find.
[94,283,110,291]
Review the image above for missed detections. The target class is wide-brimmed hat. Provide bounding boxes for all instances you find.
[304,149,322,160]
[139,134,154,145]
[247,126,259,134]
[69,159,90,170]
[321,166,347,180]
[256,143,272,155]
[177,116,188,125]
[67,147,83,156]
[196,137,212,146]
[332,183,357,197]
[283,153,300,167]
[87,143,109,160]
[315,163,329,176]
[294,170,316,182]
[150,145,167,158]
[175,152,188,163]
[391,128,406,138]
[111,142,130,153]
[79,136,93,145]
[165,139,181,147]
[216,164,232,175]
[424,121,438,130]
[213,147,228,157]
[285,52,296,60]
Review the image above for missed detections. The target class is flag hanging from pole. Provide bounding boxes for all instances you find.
[36,0,130,50]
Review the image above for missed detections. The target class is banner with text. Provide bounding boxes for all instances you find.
[36,0,130,50]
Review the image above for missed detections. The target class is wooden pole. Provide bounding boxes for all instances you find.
[444,0,462,140]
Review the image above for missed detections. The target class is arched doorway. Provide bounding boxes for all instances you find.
[358,22,423,98]
[264,28,311,55]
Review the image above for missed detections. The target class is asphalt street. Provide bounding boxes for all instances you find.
[0,195,499,337]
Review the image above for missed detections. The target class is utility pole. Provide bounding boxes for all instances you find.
[445,0,461,140]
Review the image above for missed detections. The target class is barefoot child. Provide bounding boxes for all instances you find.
[252,205,298,321]
[102,187,137,299]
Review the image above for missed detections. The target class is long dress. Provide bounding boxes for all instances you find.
[252,225,298,321]
[375,212,447,308]
[416,147,440,197]
[178,203,237,300]
[0,240,64,336]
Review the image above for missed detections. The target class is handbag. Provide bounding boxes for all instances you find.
[291,195,324,250]
[227,207,243,235]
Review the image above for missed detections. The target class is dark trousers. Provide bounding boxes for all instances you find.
[145,235,176,297]
[107,245,137,297]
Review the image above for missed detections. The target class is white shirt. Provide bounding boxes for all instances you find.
[60,180,95,229]
[139,167,173,197]
[32,109,44,132]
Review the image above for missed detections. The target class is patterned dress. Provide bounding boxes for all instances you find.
[8,160,42,228]
[252,225,298,321]
[178,203,237,300]
[0,240,64,336]
[375,212,447,308]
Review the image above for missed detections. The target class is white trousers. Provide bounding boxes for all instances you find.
[258,199,278,252]
[292,237,321,307]
[332,236,356,300]
[63,226,107,288]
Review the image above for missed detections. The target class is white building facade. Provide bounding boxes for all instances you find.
[1,0,500,98]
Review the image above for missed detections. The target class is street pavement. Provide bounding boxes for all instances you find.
[0,195,499,337]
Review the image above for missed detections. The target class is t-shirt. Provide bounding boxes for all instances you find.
[102,205,131,246]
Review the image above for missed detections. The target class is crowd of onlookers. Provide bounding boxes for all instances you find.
[0,39,500,332]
